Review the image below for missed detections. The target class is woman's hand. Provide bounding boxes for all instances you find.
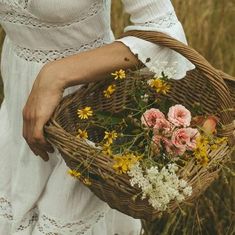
[22,63,65,161]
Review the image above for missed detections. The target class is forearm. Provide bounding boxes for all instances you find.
[44,42,141,89]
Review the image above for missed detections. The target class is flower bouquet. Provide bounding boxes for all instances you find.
[45,31,234,221]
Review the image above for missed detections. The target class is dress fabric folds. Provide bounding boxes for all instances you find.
[0,0,194,234]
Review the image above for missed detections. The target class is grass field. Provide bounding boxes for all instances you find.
[0,1,234,234]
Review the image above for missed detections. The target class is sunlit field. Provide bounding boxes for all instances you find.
[0,1,234,234]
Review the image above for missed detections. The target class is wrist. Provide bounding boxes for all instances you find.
[42,58,80,90]
[49,54,90,88]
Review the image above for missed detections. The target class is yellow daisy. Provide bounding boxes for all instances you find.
[77,129,88,139]
[148,78,163,88]
[102,142,112,156]
[156,82,171,95]
[111,69,126,80]
[113,153,141,174]
[104,130,118,144]
[148,78,170,94]
[103,84,116,98]
[77,107,93,119]
[113,157,129,174]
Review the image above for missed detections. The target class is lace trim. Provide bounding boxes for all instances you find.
[0,197,13,221]
[0,0,19,8]
[36,210,106,235]
[0,0,28,9]
[11,37,106,63]
[0,1,103,28]
[16,208,39,231]
[0,196,108,234]
[139,11,178,28]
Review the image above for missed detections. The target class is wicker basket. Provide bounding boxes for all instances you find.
[45,31,235,221]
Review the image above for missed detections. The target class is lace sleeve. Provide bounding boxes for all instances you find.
[117,0,195,80]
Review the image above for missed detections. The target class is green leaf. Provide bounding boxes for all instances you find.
[95,111,123,125]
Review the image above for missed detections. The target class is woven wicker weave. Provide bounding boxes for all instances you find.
[45,31,235,221]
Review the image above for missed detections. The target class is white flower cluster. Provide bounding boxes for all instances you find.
[140,94,149,102]
[149,61,178,79]
[128,163,192,211]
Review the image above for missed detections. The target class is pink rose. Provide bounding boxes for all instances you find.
[151,135,162,154]
[162,137,186,156]
[171,129,188,155]
[186,128,200,150]
[141,108,165,127]
[153,118,172,134]
[174,147,187,156]
[162,137,174,154]
[172,128,200,155]
[168,104,191,127]
[152,135,161,145]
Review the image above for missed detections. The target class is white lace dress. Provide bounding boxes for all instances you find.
[0,0,194,234]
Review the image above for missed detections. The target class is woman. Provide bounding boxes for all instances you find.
[0,0,194,234]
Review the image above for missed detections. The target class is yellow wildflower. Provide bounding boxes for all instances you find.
[123,152,142,164]
[113,157,129,174]
[210,144,218,151]
[194,147,201,156]
[158,82,171,95]
[77,107,93,119]
[102,142,112,156]
[111,69,126,80]
[148,78,170,94]
[104,130,118,144]
[197,155,209,167]
[148,78,162,88]
[194,137,209,167]
[113,153,141,174]
[77,129,88,139]
[103,84,116,98]
[68,169,81,178]
[196,135,209,146]
[214,137,228,145]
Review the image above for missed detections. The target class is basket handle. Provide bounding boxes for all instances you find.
[120,30,234,127]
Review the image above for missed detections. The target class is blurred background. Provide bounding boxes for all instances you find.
[0,0,234,234]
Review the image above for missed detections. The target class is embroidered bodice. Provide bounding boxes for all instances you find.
[0,0,112,62]
[0,0,195,79]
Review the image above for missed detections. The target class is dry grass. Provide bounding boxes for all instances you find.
[0,1,234,234]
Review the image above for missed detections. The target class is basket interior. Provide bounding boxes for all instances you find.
[53,68,229,142]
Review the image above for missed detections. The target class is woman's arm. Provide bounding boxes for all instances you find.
[24,0,195,161]
[45,41,140,88]
[23,42,140,161]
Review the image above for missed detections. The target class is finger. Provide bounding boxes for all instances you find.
[23,115,52,160]
[23,107,54,156]
[33,120,54,153]
[33,142,54,156]
[26,140,49,161]
[30,145,49,161]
